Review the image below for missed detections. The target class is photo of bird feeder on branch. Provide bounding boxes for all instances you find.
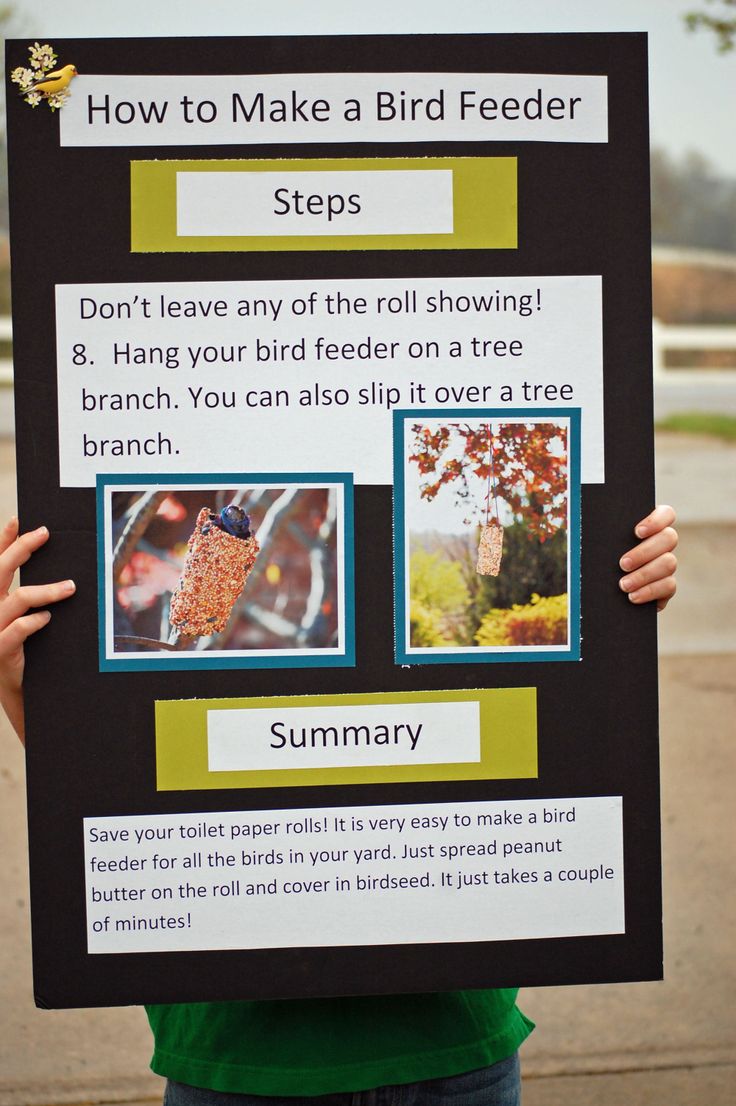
[393,409,581,663]
[96,475,354,670]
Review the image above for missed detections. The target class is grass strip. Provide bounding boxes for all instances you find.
[656,412,736,442]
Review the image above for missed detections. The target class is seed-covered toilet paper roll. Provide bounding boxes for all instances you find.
[169,505,259,636]
[476,522,504,576]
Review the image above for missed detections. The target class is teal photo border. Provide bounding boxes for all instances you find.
[96,471,355,672]
[392,408,582,665]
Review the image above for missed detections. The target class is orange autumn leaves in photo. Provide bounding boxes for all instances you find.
[409,421,568,540]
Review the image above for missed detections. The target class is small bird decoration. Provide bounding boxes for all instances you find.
[218,504,253,539]
[10,43,78,111]
[201,505,253,540]
[18,63,78,99]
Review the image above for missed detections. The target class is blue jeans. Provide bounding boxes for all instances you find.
[163,1052,521,1105]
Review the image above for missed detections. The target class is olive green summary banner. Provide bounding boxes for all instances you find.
[131,157,517,252]
[156,687,537,791]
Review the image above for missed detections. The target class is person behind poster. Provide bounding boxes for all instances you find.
[0,507,677,1102]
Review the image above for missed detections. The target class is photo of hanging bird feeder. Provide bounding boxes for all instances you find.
[398,412,577,659]
[96,475,354,670]
[476,423,504,577]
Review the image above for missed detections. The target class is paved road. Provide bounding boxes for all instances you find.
[0,434,734,1106]
[655,432,736,656]
[521,652,736,1104]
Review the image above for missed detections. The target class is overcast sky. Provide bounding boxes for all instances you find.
[8,0,736,178]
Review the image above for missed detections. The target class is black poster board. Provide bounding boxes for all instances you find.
[6,33,660,1009]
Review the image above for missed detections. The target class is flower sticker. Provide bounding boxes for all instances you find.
[10,43,78,111]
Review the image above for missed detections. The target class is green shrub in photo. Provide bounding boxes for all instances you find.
[475,593,568,647]
[409,550,470,646]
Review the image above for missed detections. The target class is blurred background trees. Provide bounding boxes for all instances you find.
[651,148,736,254]
[685,0,736,52]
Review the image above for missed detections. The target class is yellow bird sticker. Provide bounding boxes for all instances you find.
[10,42,78,111]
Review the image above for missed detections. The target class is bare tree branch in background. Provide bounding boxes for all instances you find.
[685,0,736,52]
[288,487,338,646]
[114,635,182,652]
[113,490,168,584]
[112,490,177,652]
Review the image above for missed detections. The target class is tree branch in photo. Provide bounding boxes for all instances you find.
[409,422,568,541]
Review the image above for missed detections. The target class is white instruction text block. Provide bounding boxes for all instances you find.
[84,796,624,953]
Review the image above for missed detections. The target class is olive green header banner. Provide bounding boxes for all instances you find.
[131,157,517,252]
[155,687,537,791]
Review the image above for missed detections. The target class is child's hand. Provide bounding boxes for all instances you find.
[618,505,677,611]
[0,518,76,743]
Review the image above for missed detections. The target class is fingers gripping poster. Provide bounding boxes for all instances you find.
[6,33,661,1007]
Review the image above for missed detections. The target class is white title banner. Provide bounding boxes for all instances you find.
[60,73,608,146]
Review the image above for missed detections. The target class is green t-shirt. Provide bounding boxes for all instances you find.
[146,989,533,1096]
